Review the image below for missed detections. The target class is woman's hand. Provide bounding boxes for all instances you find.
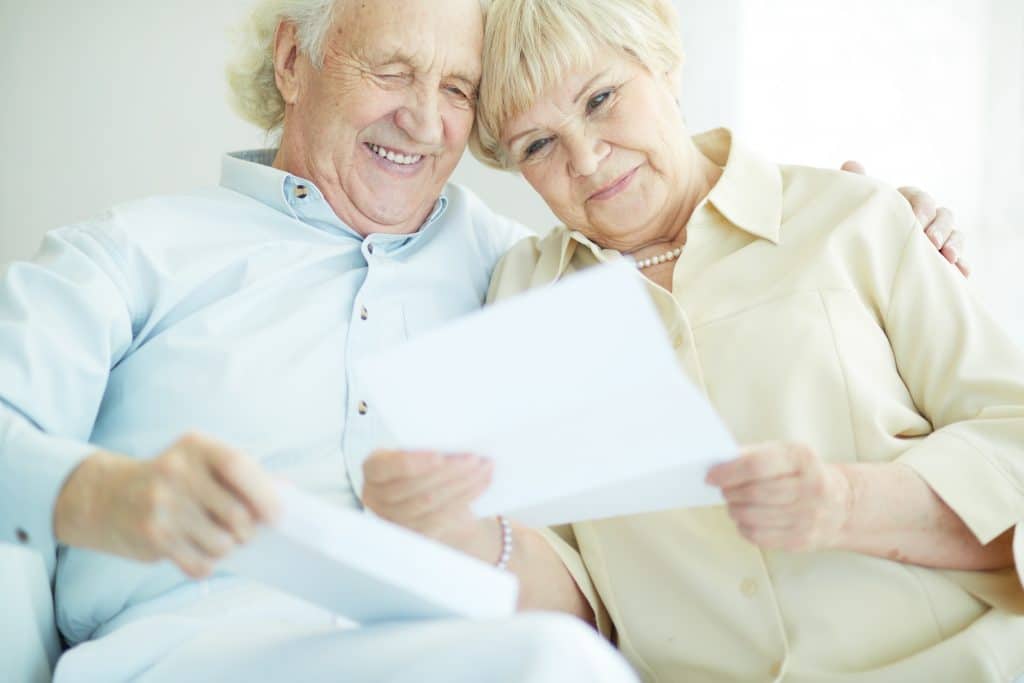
[706,442,853,552]
[361,449,494,547]
[841,161,969,276]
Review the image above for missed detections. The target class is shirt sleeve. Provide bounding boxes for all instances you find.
[883,207,1024,592]
[0,224,137,576]
[538,524,614,639]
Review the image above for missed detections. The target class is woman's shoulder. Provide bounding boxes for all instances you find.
[485,226,569,304]
[777,163,920,246]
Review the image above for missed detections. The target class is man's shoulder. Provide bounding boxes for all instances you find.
[440,182,533,262]
[85,185,296,252]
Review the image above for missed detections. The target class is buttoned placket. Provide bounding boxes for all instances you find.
[666,222,793,677]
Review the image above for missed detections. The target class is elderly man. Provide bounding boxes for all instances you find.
[1,1,638,681]
[0,0,960,681]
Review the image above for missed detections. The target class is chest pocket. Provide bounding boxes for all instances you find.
[690,289,864,463]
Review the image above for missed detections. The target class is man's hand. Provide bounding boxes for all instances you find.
[842,161,969,276]
[706,442,852,552]
[361,449,493,547]
[54,433,280,578]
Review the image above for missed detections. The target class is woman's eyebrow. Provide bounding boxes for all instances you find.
[573,71,609,103]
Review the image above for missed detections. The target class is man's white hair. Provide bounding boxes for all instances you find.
[226,0,338,132]
[227,0,492,133]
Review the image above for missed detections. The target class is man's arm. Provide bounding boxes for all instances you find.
[0,225,278,578]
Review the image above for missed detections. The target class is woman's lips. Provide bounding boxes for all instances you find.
[588,166,640,201]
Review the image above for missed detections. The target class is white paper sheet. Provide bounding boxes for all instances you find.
[221,483,519,622]
[356,261,737,527]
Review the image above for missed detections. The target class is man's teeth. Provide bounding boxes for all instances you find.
[368,144,423,166]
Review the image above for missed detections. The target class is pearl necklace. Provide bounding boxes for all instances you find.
[633,245,683,270]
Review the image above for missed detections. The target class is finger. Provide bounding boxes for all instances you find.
[942,229,965,254]
[706,445,800,488]
[923,207,955,250]
[363,449,444,484]
[721,477,800,506]
[898,186,937,227]
[371,454,487,506]
[736,523,802,551]
[169,535,217,579]
[840,160,866,174]
[182,500,236,561]
[191,472,256,544]
[939,230,965,267]
[955,257,971,278]
[199,441,280,523]
[387,461,493,521]
[727,503,798,529]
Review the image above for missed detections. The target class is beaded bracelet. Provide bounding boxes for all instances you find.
[495,515,513,570]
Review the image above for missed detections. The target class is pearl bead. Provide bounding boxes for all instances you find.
[635,244,685,270]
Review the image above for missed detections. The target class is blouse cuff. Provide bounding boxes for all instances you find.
[898,430,1023,545]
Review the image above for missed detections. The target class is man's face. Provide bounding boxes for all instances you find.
[278,0,483,236]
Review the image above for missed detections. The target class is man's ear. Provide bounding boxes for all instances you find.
[273,21,302,105]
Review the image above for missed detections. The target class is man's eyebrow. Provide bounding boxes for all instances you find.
[573,70,609,104]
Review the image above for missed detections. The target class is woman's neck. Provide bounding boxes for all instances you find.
[627,149,723,265]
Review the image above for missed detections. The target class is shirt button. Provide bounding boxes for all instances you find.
[769,660,784,678]
[366,243,374,255]
[294,184,309,199]
[360,306,368,321]
[740,577,758,597]
[15,528,29,544]
[357,401,368,415]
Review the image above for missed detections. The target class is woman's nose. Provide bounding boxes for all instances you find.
[567,134,609,178]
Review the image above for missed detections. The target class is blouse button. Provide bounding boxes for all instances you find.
[357,401,368,416]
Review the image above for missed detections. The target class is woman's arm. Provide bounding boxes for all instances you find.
[708,199,1024,572]
[360,449,597,623]
[706,442,1014,570]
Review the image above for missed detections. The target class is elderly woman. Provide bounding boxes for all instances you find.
[411,0,1024,680]
[467,0,1024,680]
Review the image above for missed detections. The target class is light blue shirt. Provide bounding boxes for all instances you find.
[0,150,528,645]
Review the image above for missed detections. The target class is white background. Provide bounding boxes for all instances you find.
[0,0,1020,341]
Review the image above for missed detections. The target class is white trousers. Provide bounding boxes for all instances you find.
[54,581,638,683]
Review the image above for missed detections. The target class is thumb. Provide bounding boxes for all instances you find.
[841,160,866,174]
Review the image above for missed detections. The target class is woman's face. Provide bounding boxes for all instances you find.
[501,49,692,252]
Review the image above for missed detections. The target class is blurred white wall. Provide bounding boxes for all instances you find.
[734,0,1024,342]
[0,0,1019,340]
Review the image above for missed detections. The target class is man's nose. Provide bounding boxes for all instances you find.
[395,87,443,148]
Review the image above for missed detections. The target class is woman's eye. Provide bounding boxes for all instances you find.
[524,138,552,159]
[446,85,467,98]
[586,89,613,113]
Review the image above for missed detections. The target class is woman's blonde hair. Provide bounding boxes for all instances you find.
[471,0,684,170]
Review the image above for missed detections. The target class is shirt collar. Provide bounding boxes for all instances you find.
[691,128,782,244]
[560,128,782,266]
[220,149,449,247]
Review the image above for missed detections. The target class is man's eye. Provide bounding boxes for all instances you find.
[586,89,613,113]
[524,138,552,159]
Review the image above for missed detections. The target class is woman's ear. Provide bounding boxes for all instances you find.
[273,21,302,106]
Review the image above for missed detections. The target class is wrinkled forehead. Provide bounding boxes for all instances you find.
[334,0,484,81]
